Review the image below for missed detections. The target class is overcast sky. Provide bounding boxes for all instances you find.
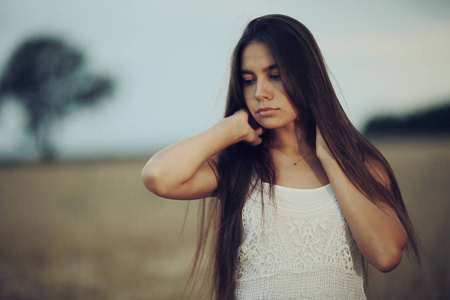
[0,0,449,159]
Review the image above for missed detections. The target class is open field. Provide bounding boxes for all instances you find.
[0,137,449,299]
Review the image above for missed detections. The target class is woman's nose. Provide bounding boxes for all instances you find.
[255,78,272,101]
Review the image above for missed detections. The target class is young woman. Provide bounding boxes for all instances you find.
[142,14,420,299]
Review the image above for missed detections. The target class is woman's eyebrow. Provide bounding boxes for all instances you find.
[241,64,279,75]
[264,64,279,72]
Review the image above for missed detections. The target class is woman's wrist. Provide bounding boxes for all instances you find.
[226,111,252,142]
[316,145,339,168]
[219,112,250,144]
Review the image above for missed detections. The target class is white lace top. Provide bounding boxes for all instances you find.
[235,182,366,300]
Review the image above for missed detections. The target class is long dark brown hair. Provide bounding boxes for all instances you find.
[188,14,420,300]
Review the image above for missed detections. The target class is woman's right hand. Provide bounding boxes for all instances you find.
[142,109,263,200]
[232,109,264,146]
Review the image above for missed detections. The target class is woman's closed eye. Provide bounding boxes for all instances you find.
[242,77,256,85]
[242,74,280,85]
[270,73,282,80]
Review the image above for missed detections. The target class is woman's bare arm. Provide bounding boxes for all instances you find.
[316,127,407,273]
[142,110,263,200]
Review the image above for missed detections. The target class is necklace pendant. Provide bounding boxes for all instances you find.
[293,162,297,166]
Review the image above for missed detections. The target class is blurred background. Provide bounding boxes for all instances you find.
[0,0,449,299]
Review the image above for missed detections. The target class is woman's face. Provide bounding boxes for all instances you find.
[241,42,297,130]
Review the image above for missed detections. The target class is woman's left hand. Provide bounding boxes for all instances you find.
[315,126,332,162]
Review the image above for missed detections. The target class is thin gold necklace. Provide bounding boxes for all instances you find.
[276,148,313,166]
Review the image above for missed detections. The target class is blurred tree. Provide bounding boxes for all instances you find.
[0,36,114,161]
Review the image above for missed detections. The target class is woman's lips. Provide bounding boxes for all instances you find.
[256,107,278,117]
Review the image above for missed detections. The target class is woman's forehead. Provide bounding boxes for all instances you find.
[240,42,277,72]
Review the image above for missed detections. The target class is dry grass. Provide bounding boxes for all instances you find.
[365,137,450,300]
[0,160,201,299]
[0,137,449,299]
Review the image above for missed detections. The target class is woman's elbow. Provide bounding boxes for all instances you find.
[375,246,404,273]
[376,227,408,273]
[141,166,170,197]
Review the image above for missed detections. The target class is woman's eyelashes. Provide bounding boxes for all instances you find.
[242,77,255,85]
[270,73,281,80]
[241,73,282,85]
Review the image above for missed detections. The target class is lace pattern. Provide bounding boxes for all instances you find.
[235,182,366,300]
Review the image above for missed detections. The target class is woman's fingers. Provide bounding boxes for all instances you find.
[242,126,263,146]
[315,126,333,160]
[315,126,325,147]
[251,135,263,146]
[250,127,263,145]
[255,127,263,136]
[233,109,263,146]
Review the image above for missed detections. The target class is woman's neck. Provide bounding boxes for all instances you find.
[270,123,313,156]
[268,122,328,189]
